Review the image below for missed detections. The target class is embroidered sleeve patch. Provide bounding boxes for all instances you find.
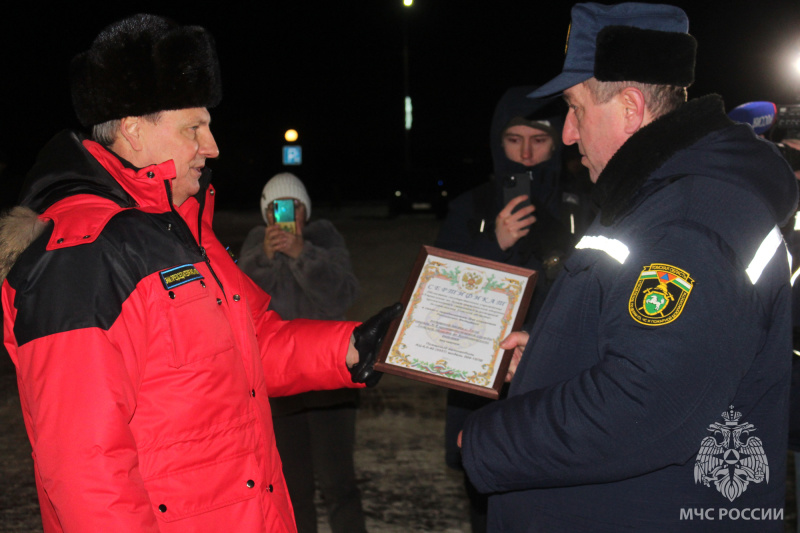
[160,264,204,290]
[628,263,694,326]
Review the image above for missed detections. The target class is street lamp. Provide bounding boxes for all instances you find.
[793,52,800,95]
[282,129,301,166]
[791,50,800,103]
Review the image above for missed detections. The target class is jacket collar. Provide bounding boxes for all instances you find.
[84,139,215,242]
[1,133,217,284]
[592,94,733,226]
[83,139,177,212]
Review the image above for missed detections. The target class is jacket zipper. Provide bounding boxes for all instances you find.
[163,180,227,298]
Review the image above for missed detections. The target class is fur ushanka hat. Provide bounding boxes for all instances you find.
[70,13,222,127]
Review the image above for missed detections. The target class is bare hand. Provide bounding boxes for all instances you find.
[346,334,359,368]
[495,196,536,251]
[782,138,800,151]
[264,224,304,259]
[263,227,277,260]
[456,330,528,450]
[501,331,529,382]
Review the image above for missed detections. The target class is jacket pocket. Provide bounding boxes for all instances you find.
[160,277,236,368]
[145,452,260,523]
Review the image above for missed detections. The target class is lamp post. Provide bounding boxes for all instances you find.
[403,0,412,174]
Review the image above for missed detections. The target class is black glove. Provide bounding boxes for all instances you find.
[350,302,404,387]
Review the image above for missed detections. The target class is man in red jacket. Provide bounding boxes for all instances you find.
[0,14,398,533]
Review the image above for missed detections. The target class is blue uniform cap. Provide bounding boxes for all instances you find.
[529,2,694,99]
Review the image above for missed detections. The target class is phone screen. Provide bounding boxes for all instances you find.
[273,199,296,233]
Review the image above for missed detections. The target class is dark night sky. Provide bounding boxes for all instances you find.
[1,1,800,209]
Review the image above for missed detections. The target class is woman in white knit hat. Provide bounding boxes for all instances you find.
[238,172,367,533]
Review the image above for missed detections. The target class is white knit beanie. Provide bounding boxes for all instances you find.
[259,172,312,224]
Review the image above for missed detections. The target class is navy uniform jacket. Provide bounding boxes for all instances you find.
[461,95,799,532]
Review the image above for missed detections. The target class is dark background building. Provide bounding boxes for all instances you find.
[1,1,799,211]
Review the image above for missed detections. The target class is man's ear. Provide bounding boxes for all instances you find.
[118,116,143,152]
[619,87,647,135]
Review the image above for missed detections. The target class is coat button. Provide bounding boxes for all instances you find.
[250,389,256,398]
[158,504,167,513]
[217,298,222,305]
[233,294,240,302]
[57,238,64,244]
[147,171,155,178]
[200,280,206,288]
[210,190,215,196]
[267,484,274,492]
[246,479,255,488]
[83,235,91,239]
[169,291,175,299]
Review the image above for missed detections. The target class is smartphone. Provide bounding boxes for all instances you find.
[273,199,296,234]
[502,175,532,214]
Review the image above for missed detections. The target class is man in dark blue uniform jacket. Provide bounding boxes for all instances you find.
[458,3,800,532]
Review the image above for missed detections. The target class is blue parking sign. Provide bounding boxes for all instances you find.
[283,145,302,165]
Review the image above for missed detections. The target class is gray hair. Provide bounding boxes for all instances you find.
[584,78,687,119]
[91,112,163,147]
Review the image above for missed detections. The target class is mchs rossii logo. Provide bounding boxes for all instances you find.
[694,406,769,502]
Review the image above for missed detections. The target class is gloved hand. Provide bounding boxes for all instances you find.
[350,302,404,387]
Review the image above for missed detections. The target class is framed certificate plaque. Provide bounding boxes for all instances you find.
[374,246,536,399]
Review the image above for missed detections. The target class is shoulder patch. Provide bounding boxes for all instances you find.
[628,263,694,326]
[160,264,204,290]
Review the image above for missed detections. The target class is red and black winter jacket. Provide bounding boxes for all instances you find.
[2,131,360,533]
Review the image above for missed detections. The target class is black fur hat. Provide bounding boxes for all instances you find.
[594,25,696,87]
[70,14,222,127]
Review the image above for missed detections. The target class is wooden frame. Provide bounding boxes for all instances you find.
[375,246,536,399]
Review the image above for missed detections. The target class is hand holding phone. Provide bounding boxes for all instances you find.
[272,199,296,234]
[496,197,536,251]
[502,175,532,214]
[265,199,304,259]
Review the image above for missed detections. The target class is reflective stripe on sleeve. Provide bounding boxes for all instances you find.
[574,235,630,264]
[745,225,785,284]
[578,226,789,284]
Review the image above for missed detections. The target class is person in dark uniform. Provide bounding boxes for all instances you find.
[458,3,798,532]
[435,87,591,532]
